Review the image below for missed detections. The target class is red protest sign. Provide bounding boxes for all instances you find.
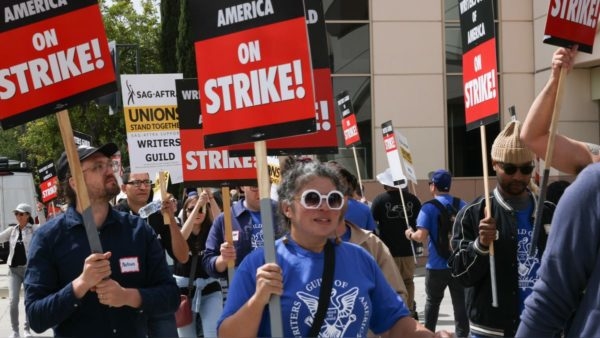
[225,0,337,156]
[176,79,258,187]
[337,91,360,146]
[179,128,258,187]
[228,66,337,156]
[458,0,499,130]
[0,1,116,129]
[462,38,499,129]
[192,0,316,148]
[342,114,360,146]
[544,1,600,53]
[40,177,58,203]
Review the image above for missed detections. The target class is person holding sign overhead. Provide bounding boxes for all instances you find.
[24,144,179,337]
[520,45,599,175]
[448,121,553,337]
[217,160,450,337]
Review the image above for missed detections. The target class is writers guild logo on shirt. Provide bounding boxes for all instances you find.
[289,279,369,337]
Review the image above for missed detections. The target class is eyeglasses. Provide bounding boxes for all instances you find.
[498,163,534,175]
[82,160,114,174]
[125,179,152,188]
[296,189,344,210]
[14,212,26,216]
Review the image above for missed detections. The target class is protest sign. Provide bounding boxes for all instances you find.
[544,0,600,53]
[121,73,184,183]
[458,0,499,130]
[337,91,361,147]
[38,160,58,203]
[227,0,337,156]
[191,0,317,148]
[0,0,116,129]
[394,129,418,184]
[381,121,407,188]
[176,78,258,187]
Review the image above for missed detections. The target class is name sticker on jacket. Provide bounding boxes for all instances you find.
[232,230,239,241]
[119,257,140,273]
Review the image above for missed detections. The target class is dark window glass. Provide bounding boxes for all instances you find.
[323,0,369,20]
[446,75,499,177]
[327,23,370,74]
[446,24,462,73]
[320,76,372,179]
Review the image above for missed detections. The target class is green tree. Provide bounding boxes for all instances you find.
[176,0,197,78]
[160,0,180,73]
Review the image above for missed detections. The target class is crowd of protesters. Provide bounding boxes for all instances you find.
[6,46,597,338]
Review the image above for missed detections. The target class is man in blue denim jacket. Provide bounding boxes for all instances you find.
[24,144,179,337]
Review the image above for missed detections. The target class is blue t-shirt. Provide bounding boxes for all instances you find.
[417,194,466,270]
[345,198,376,231]
[217,238,409,337]
[515,201,539,313]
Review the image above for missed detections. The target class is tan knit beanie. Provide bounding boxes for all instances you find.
[491,120,534,164]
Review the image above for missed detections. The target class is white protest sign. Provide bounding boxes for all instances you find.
[394,129,417,184]
[382,121,407,188]
[121,74,183,183]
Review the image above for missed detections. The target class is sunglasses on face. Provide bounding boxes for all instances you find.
[498,162,534,175]
[297,189,344,210]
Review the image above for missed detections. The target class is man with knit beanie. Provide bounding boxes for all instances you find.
[447,120,553,338]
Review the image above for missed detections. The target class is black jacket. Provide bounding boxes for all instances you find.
[448,188,552,337]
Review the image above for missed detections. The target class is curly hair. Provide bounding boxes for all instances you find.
[276,160,346,230]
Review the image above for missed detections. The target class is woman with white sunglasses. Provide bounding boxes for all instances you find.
[217,161,449,337]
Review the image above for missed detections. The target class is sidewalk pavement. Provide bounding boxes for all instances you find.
[0,263,460,337]
[0,264,51,337]
[414,265,461,335]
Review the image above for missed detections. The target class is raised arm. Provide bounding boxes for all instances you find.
[520,46,594,174]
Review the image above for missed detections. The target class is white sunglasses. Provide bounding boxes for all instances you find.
[297,189,344,210]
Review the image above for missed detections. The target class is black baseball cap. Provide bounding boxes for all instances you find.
[57,143,119,180]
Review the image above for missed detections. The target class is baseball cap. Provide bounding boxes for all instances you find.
[428,169,452,192]
[57,143,119,180]
[13,203,32,215]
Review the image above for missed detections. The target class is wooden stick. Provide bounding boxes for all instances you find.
[480,125,498,308]
[352,146,365,198]
[56,110,103,253]
[158,171,170,224]
[529,67,567,257]
[221,186,235,282]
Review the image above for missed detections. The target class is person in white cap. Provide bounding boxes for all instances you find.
[0,203,40,338]
[371,168,422,320]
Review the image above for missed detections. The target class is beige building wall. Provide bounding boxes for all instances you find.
[365,0,598,198]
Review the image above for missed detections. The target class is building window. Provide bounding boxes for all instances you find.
[445,0,500,177]
[319,0,372,180]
